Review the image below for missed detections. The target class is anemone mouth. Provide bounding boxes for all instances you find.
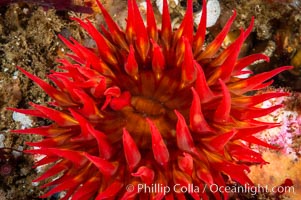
[112,69,193,148]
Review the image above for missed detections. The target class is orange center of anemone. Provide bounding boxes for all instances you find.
[123,71,191,146]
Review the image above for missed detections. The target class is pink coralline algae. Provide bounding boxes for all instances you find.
[256,91,301,160]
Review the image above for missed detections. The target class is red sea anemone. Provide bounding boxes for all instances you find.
[9,0,292,199]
